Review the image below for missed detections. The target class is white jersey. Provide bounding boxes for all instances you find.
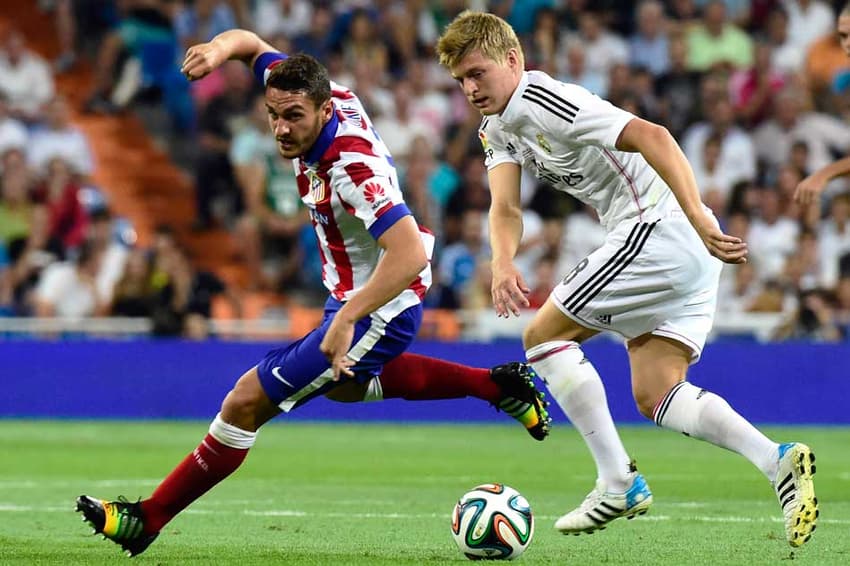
[255,53,433,320]
[480,71,679,232]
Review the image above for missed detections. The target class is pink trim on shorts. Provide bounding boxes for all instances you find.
[650,328,702,363]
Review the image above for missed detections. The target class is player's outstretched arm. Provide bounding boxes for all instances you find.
[181,29,278,81]
[616,117,748,264]
[794,156,850,205]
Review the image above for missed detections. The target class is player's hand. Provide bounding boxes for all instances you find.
[491,260,530,318]
[793,174,827,206]
[694,214,748,264]
[320,317,356,381]
[180,40,228,81]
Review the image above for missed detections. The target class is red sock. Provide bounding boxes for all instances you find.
[140,434,248,533]
[379,352,500,402]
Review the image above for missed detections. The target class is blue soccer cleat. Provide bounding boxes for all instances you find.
[554,463,652,534]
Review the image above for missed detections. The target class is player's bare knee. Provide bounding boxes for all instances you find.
[220,368,273,430]
[632,387,659,420]
[521,324,544,350]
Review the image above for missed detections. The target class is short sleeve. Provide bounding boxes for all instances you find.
[480,120,519,170]
[549,83,634,149]
[253,52,288,86]
[332,161,410,240]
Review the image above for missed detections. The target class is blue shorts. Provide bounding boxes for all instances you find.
[257,297,422,412]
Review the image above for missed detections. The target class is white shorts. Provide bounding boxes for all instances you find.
[550,214,723,362]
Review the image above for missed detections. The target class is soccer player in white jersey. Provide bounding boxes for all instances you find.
[795,3,850,204]
[437,11,817,547]
[74,29,551,557]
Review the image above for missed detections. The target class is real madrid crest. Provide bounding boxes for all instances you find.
[536,133,552,154]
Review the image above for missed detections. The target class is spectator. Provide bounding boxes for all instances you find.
[85,0,192,131]
[753,87,850,181]
[654,34,703,138]
[173,0,238,52]
[729,41,788,127]
[28,96,95,180]
[110,247,155,317]
[557,37,608,96]
[88,208,130,306]
[436,209,488,309]
[31,157,89,254]
[34,240,107,318]
[803,22,850,106]
[338,8,389,80]
[253,0,312,39]
[765,6,805,76]
[371,79,433,165]
[682,95,757,190]
[528,6,562,73]
[773,287,842,341]
[192,61,254,230]
[782,0,834,56]
[292,3,334,61]
[405,58,452,148]
[819,193,850,287]
[0,28,55,124]
[400,137,445,239]
[717,262,761,314]
[0,93,28,156]
[692,132,736,208]
[230,93,306,291]
[629,0,670,77]
[686,0,753,71]
[749,188,800,281]
[569,11,628,78]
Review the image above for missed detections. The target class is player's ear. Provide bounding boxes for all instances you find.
[320,98,333,120]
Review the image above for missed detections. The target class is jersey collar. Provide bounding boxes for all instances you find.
[302,105,340,166]
[498,71,530,127]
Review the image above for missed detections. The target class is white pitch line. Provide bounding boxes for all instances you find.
[5,503,850,526]
[0,479,161,489]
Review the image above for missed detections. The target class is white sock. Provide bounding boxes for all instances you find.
[209,413,258,449]
[527,341,633,491]
[653,382,779,479]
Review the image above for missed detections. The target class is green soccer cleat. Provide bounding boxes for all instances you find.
[76,495,159,557]
[491,362,551,441]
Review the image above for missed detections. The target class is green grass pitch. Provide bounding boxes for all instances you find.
[0,421,848,565]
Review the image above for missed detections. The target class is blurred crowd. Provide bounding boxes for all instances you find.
[2,0,850,341]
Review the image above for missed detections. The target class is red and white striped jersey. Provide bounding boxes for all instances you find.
[255,53,433,320]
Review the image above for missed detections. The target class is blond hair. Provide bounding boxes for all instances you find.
[436,10,524,70]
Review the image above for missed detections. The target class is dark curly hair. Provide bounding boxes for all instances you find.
[265,53,331,109]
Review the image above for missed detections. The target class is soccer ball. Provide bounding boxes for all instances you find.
[450,483,534,560]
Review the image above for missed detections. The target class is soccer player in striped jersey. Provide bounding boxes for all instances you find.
[437,11,817,546]
[74,29,550,557]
